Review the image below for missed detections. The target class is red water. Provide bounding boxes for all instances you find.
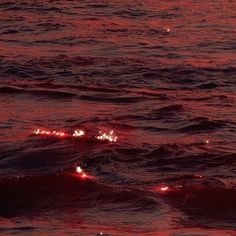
[0,1,236,235]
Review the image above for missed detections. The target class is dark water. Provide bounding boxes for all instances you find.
[1,0,236,235]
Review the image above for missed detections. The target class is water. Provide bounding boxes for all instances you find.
[0,0,236,235]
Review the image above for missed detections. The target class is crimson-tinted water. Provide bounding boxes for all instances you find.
[0,1,236,235]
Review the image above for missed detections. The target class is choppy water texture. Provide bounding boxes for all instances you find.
[0,0,236,235]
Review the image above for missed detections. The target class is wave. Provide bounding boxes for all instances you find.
[162,182,236,229]
[178,118,226,132]
[0,86,77,99]
[0,173,159,217]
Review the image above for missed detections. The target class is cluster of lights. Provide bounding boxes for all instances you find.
[154,184,184,193]
[32,128,118,142]
[72,129,85,137]
[32,128,208,195]
[33,128,66,137]
[32,127,208,203]
[31,128,118,182]
[75,166,88,179]
[96,130,118,142]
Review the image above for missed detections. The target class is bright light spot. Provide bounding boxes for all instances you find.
[33,129,41,134]
[160,186,169,192]
[32,128,118,143]
[75,166,89,179]
[76,166,83,174]
[33,128,68,138]
[166,28,170,32]
[54,131,65,136]
[153,185,171,193]
[81,173,87,178]
[205,139,209,144]
[96,130,118,142]
[33,128,50,135]
[73,129,85,137]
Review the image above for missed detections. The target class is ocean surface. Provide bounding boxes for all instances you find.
[0,0,236,235]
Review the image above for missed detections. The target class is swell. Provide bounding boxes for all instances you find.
[0,174,159,217]
[178,118,226,133]
[161,182,236,229]
[0,86,77,99]
[0,1,64,14]
[0,56,235,90]
[133,143,236,174]
[0,0,236,234]
[0,85,154,103]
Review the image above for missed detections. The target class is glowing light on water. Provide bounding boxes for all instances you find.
[81,173,87,178]
[160,186,169,192]
[153,185,171,193]
[33,128,67,137]
[166,28,170,33]
[96,130,118,142]
[205,139,209,144]
[73,129,85,137]
[32,128,118,143]
[75,166,89,179]
[195,174,203,178]
[33,128,42,135]
[76,166,83,174]
[33,128,51,135]
[154,184,184,194]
